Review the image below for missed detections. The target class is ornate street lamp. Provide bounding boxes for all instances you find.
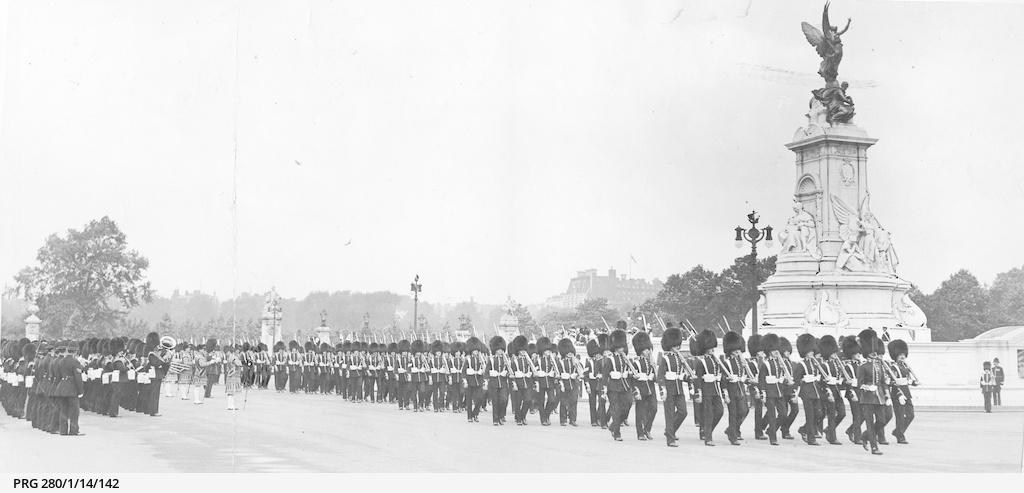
[734,211,773,336]
[410,275,422,334]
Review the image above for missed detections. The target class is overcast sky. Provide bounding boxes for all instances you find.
[2,0,1022,308]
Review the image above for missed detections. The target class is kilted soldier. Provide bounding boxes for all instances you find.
[54,341,85,436]
[396,339,412,409]
[693,329,724,446]
[273,342,288,392]
[584,338,606,428]
[410,340,427,410]
[534,337,558,426]
[777,337,798,440]
[630,332,657,439]
[818,335,847,445]
[177,343,195,400]
[757,334,785,445]
[448,342,465,412]
[486,336,510,425]
[841,336,864,444]
[855,329,886,455]
[206,341,224,399]
[463,337,486,422]
[747,334,768,440]
[224,345,243,410]
[656,326,689,447]
[287,341,302,394]
[792,333,822,446]
[721,331,750,446]
[509,336,533,425]
[600,329,633,441]
[886,339,915,444]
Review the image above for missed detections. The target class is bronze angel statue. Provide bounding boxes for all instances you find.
[801,2,851,84]
[830,193,898,275]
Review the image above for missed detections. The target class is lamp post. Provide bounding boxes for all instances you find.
[410,275,422,335]
[734,211,773,336]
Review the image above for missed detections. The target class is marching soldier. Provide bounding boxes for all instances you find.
[757,334,786,446]
[287,341,302,394]
[817,335,847,445]
[534,337,558,426]
[430,341,446,411]
[792,334,822,446]
[656,326,689,447]
[600,328,632,441]
[448,342,465,412]
[486,336,510,425]
[410,340,427,410]
[777,337,798,440]
[856,329,887,455]
[688,337,702,433]
[385,342,399,403]
[886,339,915,444]
[693,329,725,446]
[746,334,768,440]
[584,338,606,428]
[302,342,316,395]
[630,331,657,440]
[721,331,750,446]
[396,339,412,409]
[557,337,581,427]
[463,336,486,422]
[981,361,996,412]
[509,336,533,425]
[273,342,288,392]
[841,336,863,444]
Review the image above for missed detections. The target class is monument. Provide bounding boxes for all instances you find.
[260,287,284,349]
[497,296,520,342]
[24,303,41,342]
[314,309,332,345]
[752,3,930,343]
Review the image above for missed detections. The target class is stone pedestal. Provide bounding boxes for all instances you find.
[754,122,930,342]
[24,304,41,342]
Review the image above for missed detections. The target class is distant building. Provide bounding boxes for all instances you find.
[545,268,663,311]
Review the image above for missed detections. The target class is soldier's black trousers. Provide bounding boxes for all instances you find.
[983,391,992,412]
[725,388,749,441]
[780,396,799,435]
[892,398,914,440]
[108,383,122,417]
[512,387,529,421]
[994,386,1001,406]
[846,396,863,439]
[860,403,885,450]
[490,386,509,423]
[634,393,657,437]
[662,392,687,440]
[288,371,301,393]
[58,396,80,435]
[798,397,821,444]
[589,383,602,424]
[822,396,845,443]
[205,374,218,398]
[751,389,766,437]
[607,390,632,439]
[538,387,557,422]
[413,381,428,408]
[274,370,287,391]
[147,378,162,416]
[433,381,447,409]
[700,394,724,442]
[559,386,578,425]
[764,397,786,442]
[465,386,483,419]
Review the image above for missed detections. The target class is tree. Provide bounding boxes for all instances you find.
[646,266,721,330]
[573,297,621,332]
[987,265,1024,327]
[916,269,989,342]
[709,255,777,331]
[8,217,154,339]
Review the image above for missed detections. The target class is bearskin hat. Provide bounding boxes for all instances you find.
[841,336,860,358]
[536,336,552,354]
[339,341,349,352]
[18,337,30,350]
[398,339,411,353]
[632,331,653,355]
[747,334,762,355]
[779,336,793,355]
[303,341,314,353]
[103,339,114,356]
[465,337,483,354]
[272,341,284,352]
[761,333,780,354]
[983,361,991,369]
[609,329,629,355]
[442,342,450,354]
[527,342,537,356]
[388,342,398,353]
[818,335,839,359]
[796,333,817,358]
[723,331,745,355]
[586,338,601,357]
[258,343,268,351]
[873,337,886,357]
[109,337,125,355]
[615,320,627,331]
[451,341,465,355]
[597,333,609,352]
[661,327,683,351]
[858,329,878,356]
[489,335,506,354]
[322,342,332,352]
[411,339,425,353]
[205,338,217,352]
[697,329,717,355]
[8,341,22,360]
[135,342,147,357]
[511,335,529,355]
[288,340,299,351]
[22,343,37,361]
[145,331,160,351]
[430,340,444,354]
[558,338,575,357]
[241,342,250,352]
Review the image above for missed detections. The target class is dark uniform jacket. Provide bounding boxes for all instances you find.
[485,354,510,389]
[464,354,485,387]
[600,353,631,393]
[53,355,84,397]
[657,351,687,396]
[693,354,721,397]
[791,359,821,400]
[856,358,887,405]
[630,357,655,397]
[758,357,786,399]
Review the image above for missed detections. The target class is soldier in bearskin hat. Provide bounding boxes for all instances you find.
[855,329,886,455]
[448,341,466,412]
[584,337,607,428]
[429,340,446,411]
[463,336,486,422]
[630,331,657,440]
[384,342,398,403]
[556,337,581,427]
[692,329,725,446]
[816,335,846,445]
[287,340,303,394]
[756,333,785,445]
[887,338,914,444]
[409,340,427,410]
[508,335,532,425]
[746,334,768,440]
[687,336,703,432]
[720,331,749,446]
[841,335,864,444]
[54,340,85,435]
[107,338,128,418]
[527,341,539,415]
[485,335,510,425]
[777,336,798,440]
[272,341,288,392]
[981,361,996,412]
[534,336,558,426]
[656,324,689,446]
[791,334,822,445]
[600,328,633,441]
[302,341,316,395]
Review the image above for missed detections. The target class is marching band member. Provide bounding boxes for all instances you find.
[486,336,510,425]
[656,325,688,447]
[177,343,195,400]
[886,339,915,444]
[557,337,581,427]
[224,345,242,410]
[535,337,558,426]
[630,331,657,440]
[855,329,886,455]
[600,328,633,442]
[792,334,822,446]
[584,338,606,428]
[721,331,749,446]
[746,334,768,440]
[817,335,846,445]
[240,342,253,389]
[463,337,486,422]
[693,329,724,446]
[777,337,798,440]
[192,341,209,404]
[841,336,863,444]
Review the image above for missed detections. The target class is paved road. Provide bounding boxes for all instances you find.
[2,389,1021,473]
